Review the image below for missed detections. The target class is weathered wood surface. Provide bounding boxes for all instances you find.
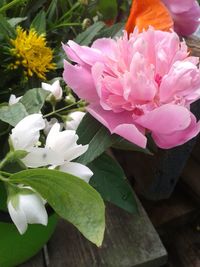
[140,187,198,229]
[114,138,197,201]
[181,157,200,202]
[161,222,200,267]
[20,202,167,267]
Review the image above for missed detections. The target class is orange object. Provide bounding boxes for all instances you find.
[125,0,174,34]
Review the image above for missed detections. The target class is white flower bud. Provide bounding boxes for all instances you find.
[7,188,48,234]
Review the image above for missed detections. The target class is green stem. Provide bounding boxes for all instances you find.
[0,0,26,13]
[0,156,8,170]
[0,175,9,183]
[58,2,80,23]
[0,171,11,177]
[43,100,82,118]
[50,22,82,30]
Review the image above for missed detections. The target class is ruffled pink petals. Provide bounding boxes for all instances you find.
[63,60,98,102]
[152,113,200,148]
[92,38,116,60]
[87,104,147,148]
[160,61,200,103]
[66,40,104,66]
[135,104,191,135]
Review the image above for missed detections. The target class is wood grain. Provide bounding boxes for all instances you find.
[47,202,167,267]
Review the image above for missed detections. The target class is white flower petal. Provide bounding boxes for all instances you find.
[42,80,62,100]
[63,144,88,162]
[10,114,45,151]
[22,147,64,167]
[8,200,28,234]
[65,111,85,130]
[20,194,48,226]
[44,118,59,136]
[46,124,77,154]
[59,162,93,183]
[9,94,22,105]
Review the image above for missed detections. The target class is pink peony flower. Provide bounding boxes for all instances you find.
[63,28,200,149]
[163,0,200,36]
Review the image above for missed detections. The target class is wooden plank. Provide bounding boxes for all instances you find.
[161,223,200,267]
[20,251,44,267]
[47,201,167,267]
[140,187,198,229]
[114,138,196,201]
[181,157,200,201]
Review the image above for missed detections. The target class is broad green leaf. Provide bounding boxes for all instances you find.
[20,88,49,114]
[76,114,151,164]
[8,17,27,27]
[0,14,15,39]
[74,21,105,46]
[76,113,116,165]
[46,0,58,21]
[31,10,46,34]
[89,153,138,214]
[112,138,153,155]
[96,23,124,39]
[0,103,28,126]
[10,169,105,246]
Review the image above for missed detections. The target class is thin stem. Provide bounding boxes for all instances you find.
[0,175,9,183]
[58,2,80,23]
[0,171,11,177]
[0,157,8,170]
[0,0,26,13]
[43,100,82,118]
[50,22,82,30]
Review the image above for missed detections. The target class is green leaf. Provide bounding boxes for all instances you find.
[89,153,138,214]
[76,113,116,165]
[0,14,15,39]
[96,23,124,39]
[76,114,151,164]
[74,21,105,46]
[31,10,46,34]
[0,103,28,126]
[97,0,118,21]
[8,17,27,27]
[20,88,49,114]
[46,0,58,21]
[113,138,153,155]
[10,169,105,246]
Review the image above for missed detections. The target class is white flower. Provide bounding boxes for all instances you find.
[44,118,59,135]
[10,114,64,167]
[46,123,93,182]
[9,94,22,105]
[65,111,85,130]
[41,80,62,100]
[10,114,45,151]
[7,188,48,234]
[10,114,92,181]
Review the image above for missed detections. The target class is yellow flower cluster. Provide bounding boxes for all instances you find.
[9,27,56,80]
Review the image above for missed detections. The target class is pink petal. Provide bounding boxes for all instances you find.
[67,40,104,66]
[63,60,98,102]
[152,113,200,148]
[92,38,116,60]
[135,104,191,134]
[62,43,83,65]
[160,61,200,103]
[87,104,147,148]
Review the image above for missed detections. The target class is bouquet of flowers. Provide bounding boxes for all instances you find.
[0,1,200,262]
